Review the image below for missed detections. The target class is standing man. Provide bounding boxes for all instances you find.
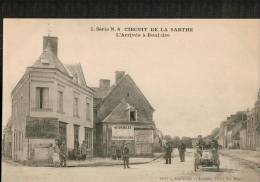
[122,145,130,168]
[178,140,186,162]
[164,142,173,164]
[59,140,67,167]
[80,140,87,160]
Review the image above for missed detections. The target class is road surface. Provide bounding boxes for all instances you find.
[2,150,260,182]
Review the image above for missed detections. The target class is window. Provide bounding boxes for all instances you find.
[86,102,91,121]
[57,91,63,112]
[36,87,49,109]
[130,110,137,121]
[73,97,79,117]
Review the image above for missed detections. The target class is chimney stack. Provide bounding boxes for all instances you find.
[43,36,58,56]
[115,71,125,84]
[99,79,110,89]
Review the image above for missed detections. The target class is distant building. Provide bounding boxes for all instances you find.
[239,117,247,149]
[93,71,155,157]
[8,36,94,163]
[247,89,260,150]
[218,112,247,149]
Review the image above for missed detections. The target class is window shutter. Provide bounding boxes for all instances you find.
[43,88,49,108]
[36,88,40,108]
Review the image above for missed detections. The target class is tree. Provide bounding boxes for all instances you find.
[181,136,193,148]
[163,135,172,142]
[171,136,180,148]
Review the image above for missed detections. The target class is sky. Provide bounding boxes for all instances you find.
[3,19,260,138]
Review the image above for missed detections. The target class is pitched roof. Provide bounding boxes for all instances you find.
[101,74,154,111]
[65,63,87,87]
[97,74,155,122]
[102,99,135,123]
[91,87,111,99]
[31,43,71,76]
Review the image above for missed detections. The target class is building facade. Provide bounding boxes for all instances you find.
[8,36,94,163]
[246,89,260,151]
[93,71,155,157]
[218,112,247,149]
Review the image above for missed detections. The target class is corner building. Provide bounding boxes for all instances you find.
[10,36,94,163]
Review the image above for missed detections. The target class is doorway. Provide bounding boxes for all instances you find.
[59,122,67,145]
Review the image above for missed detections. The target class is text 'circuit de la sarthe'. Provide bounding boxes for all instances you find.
[3,35,161,164]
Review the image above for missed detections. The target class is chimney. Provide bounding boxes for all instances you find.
[115,71,125,84]
[43,36,58,56]
[99,79,110,89]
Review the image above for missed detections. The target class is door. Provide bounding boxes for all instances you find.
[59,122,67,145]
[74,125,79,148]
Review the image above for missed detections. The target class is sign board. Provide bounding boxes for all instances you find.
[112,125,134,140]
[26,118,58,138]
[134,130,154,143]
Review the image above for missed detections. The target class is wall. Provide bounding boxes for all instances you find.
[11,72,30,161]
[239,129,247,149]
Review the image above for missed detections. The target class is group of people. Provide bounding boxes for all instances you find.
[48,139,67,167]
[196,135,219,157]
[73,140,89,160]
[164,140,187,164]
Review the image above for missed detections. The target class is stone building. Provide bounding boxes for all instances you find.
[93,71,155,157]
[8,35,94,163]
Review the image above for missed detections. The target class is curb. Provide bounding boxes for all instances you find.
[67,154,164,167]
[3,154,164,168]
[219,152,260,169]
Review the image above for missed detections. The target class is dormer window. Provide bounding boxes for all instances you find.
[41,58,49,64]
[130,110,137,121]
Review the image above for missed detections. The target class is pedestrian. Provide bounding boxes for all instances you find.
[74,141,80,160]
[196,135,205,157]
[178,140,186,162]
[164,142,173,164]
[51,139,60,167]
[122,145,130,168]
[80,140,87,160]
[59,140,67,167]
[116,146,121,160]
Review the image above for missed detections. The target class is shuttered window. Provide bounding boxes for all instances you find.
[86,102,90,121]
[57,91,63,112]
[73,97,79,117]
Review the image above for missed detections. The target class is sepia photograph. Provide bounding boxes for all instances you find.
[2,19,260,182]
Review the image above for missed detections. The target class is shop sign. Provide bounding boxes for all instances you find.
[112,125,134,140]
[26,118,58,138]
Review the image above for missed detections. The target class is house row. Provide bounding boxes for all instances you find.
[2,35,157,164]
[218,89,260,151]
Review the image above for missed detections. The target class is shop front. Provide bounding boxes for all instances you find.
[101,123,154,157]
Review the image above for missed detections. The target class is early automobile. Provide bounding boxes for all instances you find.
[194,147,220,171]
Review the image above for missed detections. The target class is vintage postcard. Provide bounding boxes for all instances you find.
[2,19,260,182]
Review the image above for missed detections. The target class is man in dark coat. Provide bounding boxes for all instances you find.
[164,142,173,164]
[178,140,186,162]
[59,140,67,167]
[122,145,130,168]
